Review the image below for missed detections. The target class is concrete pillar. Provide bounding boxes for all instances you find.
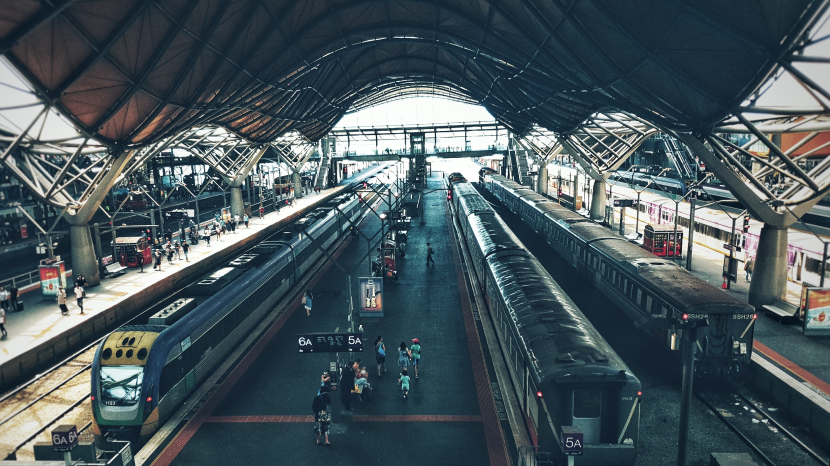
[71,225,100,286]
[293,171,304,199]
[537,164,548,195]
[748,224,789,307]
[590,179,606,221]
[230,185,244,217]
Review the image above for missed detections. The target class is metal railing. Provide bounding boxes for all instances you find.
[0,268,56,290]
[517,447,555,466]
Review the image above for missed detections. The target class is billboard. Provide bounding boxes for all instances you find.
[359,277,383,317]
[39,262,67,296]
[803,287,830,336]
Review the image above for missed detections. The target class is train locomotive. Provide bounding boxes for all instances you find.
[450,176,641,465]
[90,165,388,449]
[481,170,756,375]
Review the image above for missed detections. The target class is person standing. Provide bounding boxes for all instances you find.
[0,305,6,338]
[137,250,144,273]
[155,248,163,271]
[340,363,355,411]
[303,289,313,317]
[10,285,18,311]
[75,274,87,289]
[312,393,331,445]
[57,287,69,314]
[410,338,421,379]
[426,243,435,266]
[203,227,211,247]
[182,240,190,261]
[74,283,85,315]
[744,256,754,282]
[174,241,182,260]
[374,336,386,377]
[259,205,264,218]
[397,341,411,375]
[398,369,411,399]
[166,242,174,263]
[164,229,172,243]
[215,223,222,241]
[244,214,249,228]
[0,287,9,313]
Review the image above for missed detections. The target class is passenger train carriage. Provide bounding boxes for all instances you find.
[91,166,388,449]
[482,172,756,374]
[451,178,641,465]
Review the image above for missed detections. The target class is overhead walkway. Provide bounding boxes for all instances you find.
[0,168,384,392]
[142,171,513,466]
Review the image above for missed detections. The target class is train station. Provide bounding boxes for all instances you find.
[0,2,829,466]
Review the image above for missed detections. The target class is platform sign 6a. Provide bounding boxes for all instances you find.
[52,425,78,452]
[560,427,583,456]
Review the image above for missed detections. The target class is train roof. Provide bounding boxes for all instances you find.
[455,183,495,217]
[468,212,525,258]
[486,253,632,384]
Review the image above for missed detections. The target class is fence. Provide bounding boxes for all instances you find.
[516,446,555,466]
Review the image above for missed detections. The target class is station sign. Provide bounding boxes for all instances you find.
[298,332,364,353]
[163,210,189,220]
[52,425,78,452]
[722,243,742,252]
[612,199,637,208]
[560,427,583,456]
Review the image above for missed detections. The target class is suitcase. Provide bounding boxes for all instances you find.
[17,302,23,312]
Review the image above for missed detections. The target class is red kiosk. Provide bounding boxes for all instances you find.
[382,238,396,278]
[643,224,683,258]
[112,237,152,268]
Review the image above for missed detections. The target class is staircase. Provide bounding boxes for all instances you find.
[314,152,330,189]
[662,135,696,180]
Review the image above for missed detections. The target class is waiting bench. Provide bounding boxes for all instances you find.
[761,300,798,323]
[105,263,127,278]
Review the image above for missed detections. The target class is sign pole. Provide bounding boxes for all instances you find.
[728,217,736,290]
[686,192,696,271]
[619,206,625,235]
[676,326,698,466]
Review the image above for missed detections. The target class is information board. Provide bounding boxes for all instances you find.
[803,287,830,336]
[298,332,364,353]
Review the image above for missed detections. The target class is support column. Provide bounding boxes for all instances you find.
[748,224,789,307]
[536,164,548,195]
[70,225,100,286]
[590,179,606,221]
[230,185,244,217]
[293,171,304,199]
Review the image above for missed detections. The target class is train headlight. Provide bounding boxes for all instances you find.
[535,391,543,398]
[752,313,758,320]
[636,391,642,397]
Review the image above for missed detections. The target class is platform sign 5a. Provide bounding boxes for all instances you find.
[52,425,78,452]
[358,277,383,317]
[560,427,583,456]
[803,287,830,336]
[298,333,364,353]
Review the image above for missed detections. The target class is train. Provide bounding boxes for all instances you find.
[449,173,641,465]
[480,169,756,375]
[90,165,388,450]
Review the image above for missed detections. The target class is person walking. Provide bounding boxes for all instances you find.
[0,305,6,339]
[203,227,211,247]
[155,248,163,271]
[182,241,190,261]
[75,274,87,289]
[243,214,249,228]
[164,229,172,243]
[410,338,422,378]
[374,336,386,377]
[744,256,755,282]
[57,287,69,314]
[259,205,264,218]
[312,392,331,445]
[214,223,221,242]
[0,287,9,313]
[10,285,18,311]
[166,242,174,263]
[303,289,313,317]
[426,242,435,266]
[174,241,182,260]
[398,369,411,399]
[340,363,355,411]
[74,283,85,315]
[137,251,144,273]
[397,341,411,375]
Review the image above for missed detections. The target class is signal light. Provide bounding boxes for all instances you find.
[90,395,96,401]
[752,313,758,320]
[146,396,153,403]
[637,391,642,397]
[536,391,543,398]
[743,215,750,233]
[681,313,689,321]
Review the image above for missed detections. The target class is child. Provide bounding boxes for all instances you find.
[398,369,410,399]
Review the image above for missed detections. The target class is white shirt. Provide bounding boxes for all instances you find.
[0,290,9,301]
[75,286,84,299]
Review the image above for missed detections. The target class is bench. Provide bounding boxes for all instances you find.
[105,263,127,278]
[625,232,643,243]
[762,300,798,323]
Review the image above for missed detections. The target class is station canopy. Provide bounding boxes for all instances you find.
[0,0,823,147]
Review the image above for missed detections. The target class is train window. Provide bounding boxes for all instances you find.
[646,296,653,313]
[612,270,617,283]
[636,289,642,305]
[661,305,668,316]
[573,390,602,418]
[623,278,628,292]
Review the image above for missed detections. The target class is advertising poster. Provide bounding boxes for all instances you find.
[39,262,67,296]
[804,287,830,336]
[359,277,383,317]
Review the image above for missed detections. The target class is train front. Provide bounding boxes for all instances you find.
[91,326,162,450]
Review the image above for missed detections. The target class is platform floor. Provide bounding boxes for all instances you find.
[0,174,364,366]
[146,174,511,466]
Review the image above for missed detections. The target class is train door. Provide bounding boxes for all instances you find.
[572,389,602,444]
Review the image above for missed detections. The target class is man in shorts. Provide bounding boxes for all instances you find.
[410,338,421,378]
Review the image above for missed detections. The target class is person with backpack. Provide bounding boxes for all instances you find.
[397,341,411,375]
[410,338,421,378]
[303,289,313,317]
[374,336,386,377]
[74,283,85,315]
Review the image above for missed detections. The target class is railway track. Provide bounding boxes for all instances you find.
[697,383,829,466]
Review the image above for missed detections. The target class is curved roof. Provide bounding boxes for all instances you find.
[0,0,824,146]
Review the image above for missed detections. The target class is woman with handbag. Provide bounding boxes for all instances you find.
[374,336,386,377]
[303,290,313,317]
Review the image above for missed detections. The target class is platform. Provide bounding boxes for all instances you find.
[0,169,380,392]
[142,174,511,466]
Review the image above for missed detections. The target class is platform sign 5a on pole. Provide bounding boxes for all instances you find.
[561,426,583,465]
[359,277,383,317]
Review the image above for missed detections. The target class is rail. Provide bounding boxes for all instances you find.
[0,269,52,291]
[516,446,555,466]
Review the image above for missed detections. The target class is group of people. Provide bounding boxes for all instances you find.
[55,274,88,319]
[370,336,422,399]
